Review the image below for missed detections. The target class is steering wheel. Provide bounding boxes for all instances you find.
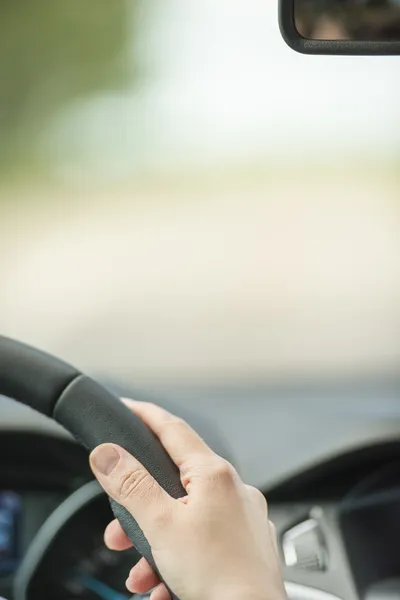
[0,335,185,600]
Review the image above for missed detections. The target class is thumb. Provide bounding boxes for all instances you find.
[90,443,173,533]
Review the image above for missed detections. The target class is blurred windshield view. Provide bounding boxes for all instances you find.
[0,0,399,392]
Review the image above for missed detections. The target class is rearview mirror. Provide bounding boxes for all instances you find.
[279,0,400,54]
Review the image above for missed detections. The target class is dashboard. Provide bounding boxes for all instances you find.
[1,387,400,600]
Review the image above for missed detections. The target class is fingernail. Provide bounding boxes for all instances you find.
[91,445,120,475]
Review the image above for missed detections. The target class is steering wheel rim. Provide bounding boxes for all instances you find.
[0,335,184,600]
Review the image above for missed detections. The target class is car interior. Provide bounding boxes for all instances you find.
[0,1,399,600]
[1,340,400,600]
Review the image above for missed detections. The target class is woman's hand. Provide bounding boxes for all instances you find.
[90,400,287,600]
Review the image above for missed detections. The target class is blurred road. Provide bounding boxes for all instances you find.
[0,173,399,385]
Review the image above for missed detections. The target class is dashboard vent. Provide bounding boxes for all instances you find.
[282,518,328,572]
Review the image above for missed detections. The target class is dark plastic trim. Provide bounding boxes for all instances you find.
[278,0,400,55]
[14,481,104,600]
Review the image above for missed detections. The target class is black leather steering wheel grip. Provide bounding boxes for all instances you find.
[0,336,185,599]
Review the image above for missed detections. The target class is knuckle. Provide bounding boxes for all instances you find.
[208,458,237,485]
[117,468,152,501]
[250,485,268,506]
[245,484,268,512]
[161,415,187,438]
[164,415,185,429]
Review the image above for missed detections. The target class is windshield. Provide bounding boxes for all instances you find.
[0,1,399,483]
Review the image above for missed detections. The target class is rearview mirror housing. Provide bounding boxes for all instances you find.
[279,0,400,54]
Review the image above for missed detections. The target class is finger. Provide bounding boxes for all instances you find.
[150,582,171,600]
[90,444,175,533]
[126,557,160,594]
[121,399,215,469]
[104,518,133,551]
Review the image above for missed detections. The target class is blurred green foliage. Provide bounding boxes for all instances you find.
[0,0,132,175]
